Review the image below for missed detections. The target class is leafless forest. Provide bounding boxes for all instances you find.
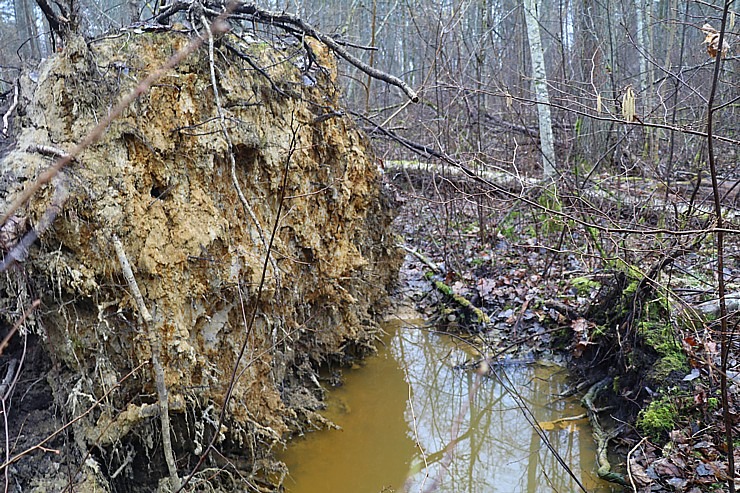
[0,0,738,491]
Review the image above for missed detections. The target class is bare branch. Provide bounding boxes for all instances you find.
[112,235,180,491]
[1,83,18,138]
[151,2,418,102]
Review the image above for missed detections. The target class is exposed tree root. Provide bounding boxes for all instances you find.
[581,377,627,486]
[112,235,180,491]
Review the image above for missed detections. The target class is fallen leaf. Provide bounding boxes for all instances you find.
[653,458,682,477]
[683,336,698,347]
[629,459,653,486]
[571,317,589,334]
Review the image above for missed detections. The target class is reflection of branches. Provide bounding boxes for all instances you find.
[401,326,588,492]
[418,367,485,493]
[399,322,592,493]
[493,366,590,493]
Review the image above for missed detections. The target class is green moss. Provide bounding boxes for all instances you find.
[639,321,688,378]
[708,397,719,412]
[432,281,490,325]
[637,396,678,439]
[433,280,453,296]
[653,353,689,378]
[592,325,607,338]
[536,189,563,235]
[571,276,601,296]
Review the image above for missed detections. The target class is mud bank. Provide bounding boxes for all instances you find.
[0,30,400,491]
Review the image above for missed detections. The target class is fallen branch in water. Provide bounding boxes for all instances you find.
[398,243,442,273]
[431,279,490,327]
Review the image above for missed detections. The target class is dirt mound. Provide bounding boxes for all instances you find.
[0,30,400,491]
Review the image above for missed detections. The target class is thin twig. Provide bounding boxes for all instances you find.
[112,235,180,491]
[0,177,68,272]
[0,362,146,472]
[202,14,279,286]
[1,82,18,138]
[705,2,735,491]
[153,3,418,102]
[203,18,263,246]
[0,299,39,357]
[177,114,298,493]
[231,4,418,102]
[627,437,648,492]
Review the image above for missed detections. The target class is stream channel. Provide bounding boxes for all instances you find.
[279,316,621,493]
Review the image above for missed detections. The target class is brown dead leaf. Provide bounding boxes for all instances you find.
[670,455,686,469]
[476,278,496,299]
[653,458,683,478]
[572,340,594,358]
[629,459,653,487]
[701,23,729,58]
[571,317,589,335]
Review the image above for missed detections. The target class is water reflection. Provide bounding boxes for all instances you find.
[396,326,615,492]
[279,319,619,493]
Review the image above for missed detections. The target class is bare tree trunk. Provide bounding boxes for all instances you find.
[365,0,377,114]
[523,0,556,179]
[14,0,41,61]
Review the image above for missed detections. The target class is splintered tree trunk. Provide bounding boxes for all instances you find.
[523,0,556,179]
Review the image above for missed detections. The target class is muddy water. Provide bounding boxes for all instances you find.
[279,319,620,493]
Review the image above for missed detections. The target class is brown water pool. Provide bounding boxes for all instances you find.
[278,319,621,493]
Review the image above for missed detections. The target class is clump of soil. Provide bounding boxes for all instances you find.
[0,30,400,491]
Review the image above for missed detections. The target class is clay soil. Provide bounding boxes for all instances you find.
[0,30,401,492]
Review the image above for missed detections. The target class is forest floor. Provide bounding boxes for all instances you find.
[387,167,740,492]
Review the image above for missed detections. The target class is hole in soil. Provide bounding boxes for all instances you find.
[150,185,166,199]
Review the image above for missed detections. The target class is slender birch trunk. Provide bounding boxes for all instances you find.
[523,0,556,179]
